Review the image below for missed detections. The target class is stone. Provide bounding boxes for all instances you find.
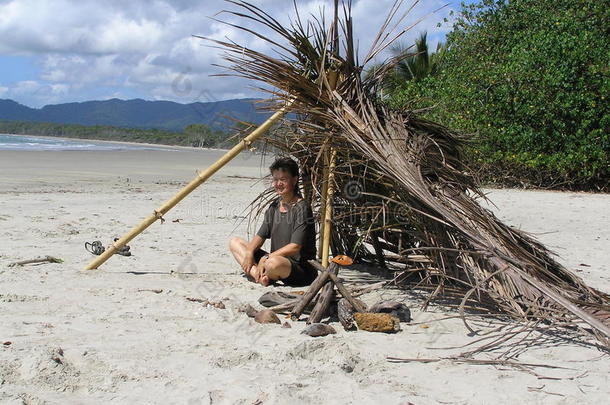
[369,300,411,322]
[51,347,64,364]
[237,303,259,317]
[337,298,367,331]
[301,323,337,337]
[258,291,300,307]
[353,312,401,333]
[186,297,209,306]
[254,309,281,324]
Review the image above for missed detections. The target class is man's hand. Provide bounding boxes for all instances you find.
[252,255,268,281]
[257,255,270,285]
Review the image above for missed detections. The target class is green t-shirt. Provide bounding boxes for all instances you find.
[256,198,317,262]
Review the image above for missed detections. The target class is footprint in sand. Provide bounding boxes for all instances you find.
[0,294,49,303]
[59,223,80,235]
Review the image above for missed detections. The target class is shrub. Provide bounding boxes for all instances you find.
[390,0,609,190]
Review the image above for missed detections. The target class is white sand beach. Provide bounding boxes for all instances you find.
[1,149,609,404]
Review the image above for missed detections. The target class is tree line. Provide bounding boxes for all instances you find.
[0,120,237,148]
[378,0,608,191]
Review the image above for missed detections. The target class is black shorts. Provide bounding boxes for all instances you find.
[254,249,318,287]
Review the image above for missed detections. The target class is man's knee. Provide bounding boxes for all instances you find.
[264,257,290,278]
[265,257,280,270]
[228,236,243,250]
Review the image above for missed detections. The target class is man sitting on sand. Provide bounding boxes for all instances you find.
[229,157,317,286]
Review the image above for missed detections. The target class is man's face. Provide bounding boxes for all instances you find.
[271,169,297,196]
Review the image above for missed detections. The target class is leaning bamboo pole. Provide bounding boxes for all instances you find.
[84,101,293,270]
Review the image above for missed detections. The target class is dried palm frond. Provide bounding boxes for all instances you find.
[202,0,610,345]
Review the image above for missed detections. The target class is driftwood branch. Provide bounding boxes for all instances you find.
[371,231,387,268]
[386,356,572,371]
[8,256,63,267]
[269,299,300,313]
[328,272,368,313]
[350,281,387,297]
[268,281,384,314]
[309,259,388,298]
[308,264,339,324]
[290,262,339,320]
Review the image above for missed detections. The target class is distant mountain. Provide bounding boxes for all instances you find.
[0,98,270,131]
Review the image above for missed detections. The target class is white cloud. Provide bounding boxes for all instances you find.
[2,80,71,105]
[11,80,40,93]
[0,0,172,55]
[0,0,457,107]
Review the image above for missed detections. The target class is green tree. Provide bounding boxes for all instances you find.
[389,0,610,190]
[185,124,213,147]
[369,32,446,94]
[392,32,446,82]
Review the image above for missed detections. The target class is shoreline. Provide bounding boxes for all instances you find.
[0,132,232,153]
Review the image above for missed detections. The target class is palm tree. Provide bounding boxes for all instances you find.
[367,32,446,94]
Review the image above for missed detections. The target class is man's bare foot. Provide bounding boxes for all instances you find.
[249,265,262,282]
[242,265,256,282]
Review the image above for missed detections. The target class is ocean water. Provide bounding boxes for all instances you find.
[0,133,171,151]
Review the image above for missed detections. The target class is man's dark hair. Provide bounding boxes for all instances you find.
[269,157,299,177]
[269,157,300,195]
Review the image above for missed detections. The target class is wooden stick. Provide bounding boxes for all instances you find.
[319,68,340,266]
[308,282,335,324]
[327,272,367,313]
[371,231,387,268]
[269,296,343,314]
[8,256,63,267]
[518,269,610,340]
[83,101,293,270]
[308,259,329,274]
[273,259,386,315]
[269,281,382,314]
[290,262,338,320]
[309,260,387,299]
[350,281,387,297]
[386,356,571,370]
[268,299,300,313]
[308,264,339,324]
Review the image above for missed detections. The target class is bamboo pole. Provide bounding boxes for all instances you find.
[320,147,337,268]
[319,0,339,264]
[317,151,329,260]
[315,72,338,260]
[84,102,292,270]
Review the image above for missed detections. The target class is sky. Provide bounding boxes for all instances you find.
[0,0,469,108]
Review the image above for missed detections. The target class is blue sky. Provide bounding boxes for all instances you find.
[0,0,471,108]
